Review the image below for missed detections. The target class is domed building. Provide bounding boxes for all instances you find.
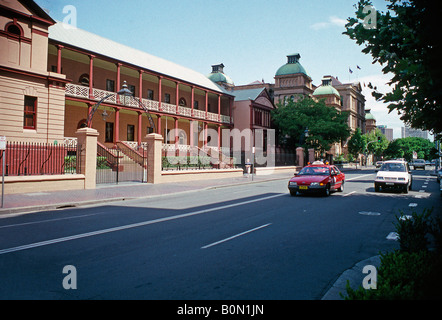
[365,109,377,133]
[312,76,341,110]
[207,63,235,90]
[273,53,314,104]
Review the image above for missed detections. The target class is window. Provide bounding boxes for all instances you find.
[127,125,135,141]
[79,74,89,86]
[194,101,199,109]
[164,93,171,104]
[147,127,154,135]
[128,85,136,97]
[106,79,115,92]
[147,89,154,100]
[7,23,22,37]
[105,122,114,143]
[24,96,37,129]
[179,98,187,106]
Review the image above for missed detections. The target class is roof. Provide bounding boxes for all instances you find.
[275,62,308,77]
[313,85,340,97]
[232,88,266,101]
[207,72,234,86]
[48,22,224,94]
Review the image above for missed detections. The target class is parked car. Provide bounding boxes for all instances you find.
[374,160,412,193]
[288,162,345,197]
[375,161,383,168]
[412,159,426,170]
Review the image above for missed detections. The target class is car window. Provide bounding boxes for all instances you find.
[380,163,406,172]
[299,166,329,175]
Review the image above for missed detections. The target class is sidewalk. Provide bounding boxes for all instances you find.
[0,172,293,215]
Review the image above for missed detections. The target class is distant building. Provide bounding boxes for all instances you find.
[378,125,393,141]
[365,109,377,133]
[401,126,429,139]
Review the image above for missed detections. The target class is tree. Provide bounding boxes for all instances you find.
[348,128,366,160]
[384,137,437,161]
[271,97,350,155]
[344,0,442,134]
[365,129,389,158]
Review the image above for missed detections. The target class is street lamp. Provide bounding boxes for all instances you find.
[87,82,130,127]
[87,81,156,133]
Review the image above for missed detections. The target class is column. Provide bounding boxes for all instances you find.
[191,86,195,117]
[158,76,163,111]
[217,94,221,122]
[146,133,163,184]
[175,82,180,115]
[114,107,120,144]
[76,127,99,189]
[138,70,143,100]
[89,55,95,99]
[205,91,208,119]
[157,115,162,135]
[116,63,122,103]
[137,112,142,146]
[56,45,63,74]
[174,117,179,155]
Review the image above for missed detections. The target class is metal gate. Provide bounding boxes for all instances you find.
[96,143,147,184]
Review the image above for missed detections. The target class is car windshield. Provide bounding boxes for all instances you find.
[298,166,329,175]
[380,163,406,172]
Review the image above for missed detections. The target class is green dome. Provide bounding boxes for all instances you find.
[365,112,376,120]
[313,85,340,97]
[207,72,234,85]
[275,53,309,76]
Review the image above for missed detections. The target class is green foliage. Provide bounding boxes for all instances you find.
[271,97,350,154]
[384,137,437,161]
[342,207,442,300]
[348,128,366,159]
[162,156,213,169]
[344,0,442,134]
[394,208,432,253]
[96,156,110,169]
[364,129,388,157]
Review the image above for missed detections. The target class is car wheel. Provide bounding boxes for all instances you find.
[375,183,380,192]
[403,185,408,194]
[338,182,344,192]
[324,185,331,197]
[409,179,412,191]
[290,190,297,197]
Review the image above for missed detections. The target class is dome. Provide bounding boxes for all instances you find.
[207,63,234,86]
[313,76,340,97]
[275,53,309,76]
[365,111,376,120]
[313,85,340,97]
[207,71,234,86]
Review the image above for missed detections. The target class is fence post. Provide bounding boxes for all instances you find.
[76,127,99,189]
[146,133,163,184]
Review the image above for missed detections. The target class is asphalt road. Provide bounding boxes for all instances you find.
[0,169,440,300]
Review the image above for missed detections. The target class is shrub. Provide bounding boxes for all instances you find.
[394,208,432,253]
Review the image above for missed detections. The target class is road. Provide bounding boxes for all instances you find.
[0,169,440,300]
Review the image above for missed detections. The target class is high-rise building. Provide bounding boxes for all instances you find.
[401,126,429,139]
[378,125,394,141]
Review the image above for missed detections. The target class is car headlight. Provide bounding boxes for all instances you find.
[289,181,297,186]
[310,182,319,186]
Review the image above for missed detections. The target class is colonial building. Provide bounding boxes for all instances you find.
[1,0,234,154]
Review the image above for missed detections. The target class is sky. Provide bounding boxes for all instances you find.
[34,0,408,139]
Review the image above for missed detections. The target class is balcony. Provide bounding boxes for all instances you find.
[65,83,232,124]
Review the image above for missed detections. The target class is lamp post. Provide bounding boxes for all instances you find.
[299,127,309,166]
[87,81,156,133]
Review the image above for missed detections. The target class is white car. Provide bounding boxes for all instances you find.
[374,160,412,193]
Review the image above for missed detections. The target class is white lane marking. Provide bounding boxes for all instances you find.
[201,223,272,249]
[409,203,418,207]
[346,174,374,181]
[359,211,381,216]
[343,191,356,197]
[0,194,284,255]
[400,215,412,220]
[0,212,106,229]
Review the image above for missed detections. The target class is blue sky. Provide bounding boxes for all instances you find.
[35,0,407,138]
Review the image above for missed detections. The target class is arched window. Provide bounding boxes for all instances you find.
[79,74,90,86]
[77,119,87,129]
[7,24,22,36]
[179,98,187,107]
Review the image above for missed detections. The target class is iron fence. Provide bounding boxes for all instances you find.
[0,141,81,176]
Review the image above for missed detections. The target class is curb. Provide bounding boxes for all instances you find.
[321,255,381,300]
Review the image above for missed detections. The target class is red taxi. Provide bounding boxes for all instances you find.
[288,162,345,197]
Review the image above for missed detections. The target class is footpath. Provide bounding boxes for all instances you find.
[0,171,294,215]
